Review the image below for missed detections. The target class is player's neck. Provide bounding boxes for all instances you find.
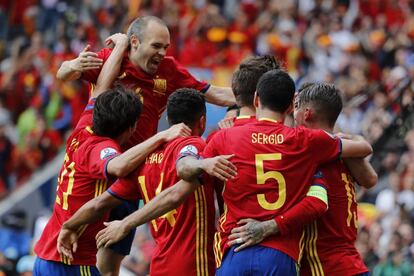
[309,122,333,133]
[238,106,256,117]
[257,109,284,123]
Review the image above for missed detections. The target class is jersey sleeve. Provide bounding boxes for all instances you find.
[176,137,206,161]
[86,140,121,179]
[107,172,141,202]
[275,170,329,235]
[305,128,341,164]
[81,48,111,84]
[170,57,210,93]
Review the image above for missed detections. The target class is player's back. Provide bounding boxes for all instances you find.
[301,160,368,275]
[139,136,216,276]
[35,100,121,265]
[204,118,341,264]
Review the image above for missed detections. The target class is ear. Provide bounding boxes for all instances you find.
[130,35,139,49]
[199,114,206,131]
[253,92,259,109]
[304,107,312,122]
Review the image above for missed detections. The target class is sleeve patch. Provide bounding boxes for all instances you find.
[179,144,199,156]
[313,170,324,179]
[307,185,328,206]
[100,147,118,160]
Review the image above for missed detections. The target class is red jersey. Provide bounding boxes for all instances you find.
[203,118,341,267]
[82,49,209,148]
[206,115,256,144]
[301,160,368,276]
[109,137,216,276]
[34,99,121,266]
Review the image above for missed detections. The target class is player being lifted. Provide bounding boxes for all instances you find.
[34,34,189,276]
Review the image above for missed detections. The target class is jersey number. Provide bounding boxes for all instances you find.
[138,173,177,231]
[255,153,286,210]
[56,153,76,210]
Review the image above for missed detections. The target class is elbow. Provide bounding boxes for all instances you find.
[362,172,378,189]
[166,187,186,209]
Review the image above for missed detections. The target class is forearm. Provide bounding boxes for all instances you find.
[93,42,127,96]
[63,192,121,230]
[56,60,82,81]
[107,131,168,177]
[340,136,373,158]
[204,85,236,107]
[176,156,204,181]
[344,158,377,189]
[123,180,196,231]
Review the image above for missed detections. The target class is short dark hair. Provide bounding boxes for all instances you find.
[256,69,296,113]
[93,85,142,138]
[297,83,343,127]
[232,55,280,107]
[127,16,168,41]
[167,88,206,127]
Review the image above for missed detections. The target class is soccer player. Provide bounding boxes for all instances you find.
[177,69,373,275]
[57,15,235,149]
[57,88,237,276]
[295,83,374,276]
[34,34,190,276]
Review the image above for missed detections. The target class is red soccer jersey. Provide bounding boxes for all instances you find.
[82,49,209,149]
[203,118,341,267]
[109,136,216,276]
[206,115,256,144]
[34,99,121,266]
[300,160,368,276]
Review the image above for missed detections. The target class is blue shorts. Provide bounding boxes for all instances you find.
[33,257,100,276]
[107,200,139,256]
[216,245,298,276]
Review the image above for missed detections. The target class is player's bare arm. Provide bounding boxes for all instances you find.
[95,179,197,248]
[56,44,103,81]
[343,158,377,189]
[337,133,378,189]
[107,123,191,177]
[340,134,373,158]
[176,154,237,182]
[57,192,123,260]
[92,33,129,98]
[204,85,236,107]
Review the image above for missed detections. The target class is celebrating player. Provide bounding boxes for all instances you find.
[178,69,373,275]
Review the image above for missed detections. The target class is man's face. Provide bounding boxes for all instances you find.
[132,22,170,75]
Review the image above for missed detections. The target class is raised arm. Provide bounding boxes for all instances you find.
[56,44,103,81]
[95,179,197,248]
[204,85,236,107]
[92,33,129,98]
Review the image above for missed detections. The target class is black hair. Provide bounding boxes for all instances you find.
[167,88,206,127]
[297,83,343,127]
[92,85,142,138]
[127,16,168,41]
[232,55,281,107]
[256,69,296,113]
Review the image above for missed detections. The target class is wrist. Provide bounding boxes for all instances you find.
[263,219,278,236]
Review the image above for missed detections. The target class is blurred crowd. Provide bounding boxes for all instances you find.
[0,0,414,275]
